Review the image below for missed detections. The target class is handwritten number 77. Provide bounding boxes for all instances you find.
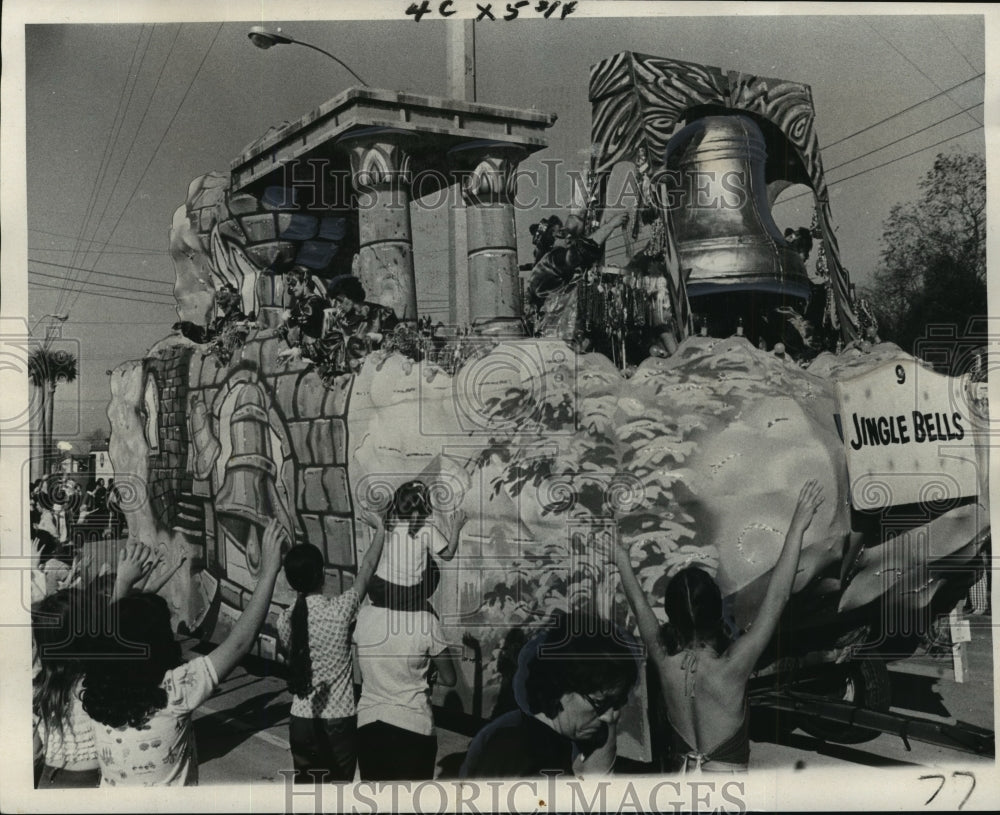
[919,772,976,810]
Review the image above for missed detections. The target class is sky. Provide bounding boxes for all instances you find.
[2,2,991,446]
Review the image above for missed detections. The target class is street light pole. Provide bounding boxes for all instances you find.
[247,26,368,86]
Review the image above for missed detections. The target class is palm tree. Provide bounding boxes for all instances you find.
[28,347,77,478]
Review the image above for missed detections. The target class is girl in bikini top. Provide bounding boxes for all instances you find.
[612,480,825,773]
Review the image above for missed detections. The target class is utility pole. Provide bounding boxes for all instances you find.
[446,20,476,102]
[445,21,476,326]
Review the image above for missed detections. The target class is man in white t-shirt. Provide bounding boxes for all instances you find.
[352,604,457,780]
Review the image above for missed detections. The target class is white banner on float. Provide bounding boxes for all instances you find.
[835,358,978,511]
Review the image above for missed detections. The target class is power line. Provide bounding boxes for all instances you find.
[64,23,224,320]
[62,25,153,316]
[823,72,982,150]
[781,123,983,207]
[31,227,163,255]
[865,21,982,129]
[830,124,982,187]
[823,102,983,175]
[32,246,162,257]
[29,270,176,299]
[61,321,170,325]
[65,25,181,313]
[29,279,175,306]
[940,23,980,75]
[29,257,173,287]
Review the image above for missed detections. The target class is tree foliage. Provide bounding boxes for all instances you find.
[871,151,986,362]
[28,347,78,388]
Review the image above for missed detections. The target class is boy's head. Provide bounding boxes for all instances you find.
[284,265,315,300]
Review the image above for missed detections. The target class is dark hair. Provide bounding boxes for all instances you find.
[519,613,639,719]
[81,593,183,729]
[660,567,731,656]
[529,215,563,261]
[285,266,316,292]
[388,480,431,537]
[282,544,325,697]
[327,275,366,304]
[32,589,86,739]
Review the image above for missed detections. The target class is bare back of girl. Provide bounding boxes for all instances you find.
[659,645,750,772]
[614,480,824,773]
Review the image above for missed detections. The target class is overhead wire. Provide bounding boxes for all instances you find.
[777,122,982,206]
[64,25,182,315]
[864,21,982,128]
[822,72,982,150]
[824,102,983,175]
[29,280,176,306]
[940,23,980,75]
[31,246,164,256]
[59,26,153,317]
[30,227,163,254]
[29,270,175,299]
[29,257,173,286]
[824,124,983,189]
[63,23,224,320]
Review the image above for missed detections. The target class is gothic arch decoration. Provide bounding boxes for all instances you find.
[589,51,859,341]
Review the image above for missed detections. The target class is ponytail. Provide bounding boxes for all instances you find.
[661,567,730,656]
[281,543,325,698]
[286,593,313,697]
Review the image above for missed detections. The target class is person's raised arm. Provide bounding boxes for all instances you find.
[111,542,155,601]
[612,534,666,663]
[725,480,823,679]
[207,519,287,681]
[353,511,387,600]
[587,212,628,247]
[437,509,467,562]
[139,544,187,595]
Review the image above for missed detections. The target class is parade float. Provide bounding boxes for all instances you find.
[106,53,991,761]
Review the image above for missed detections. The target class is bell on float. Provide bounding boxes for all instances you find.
[663,115,810,302]
[215,383,293,577]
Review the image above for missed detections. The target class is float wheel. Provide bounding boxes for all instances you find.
[798,659,891,744]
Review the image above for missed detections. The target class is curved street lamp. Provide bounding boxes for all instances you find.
[248,26,368,87]
[31,312,68,334]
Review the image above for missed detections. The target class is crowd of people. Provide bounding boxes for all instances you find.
[30,469,825,787]
[30,476,127,566]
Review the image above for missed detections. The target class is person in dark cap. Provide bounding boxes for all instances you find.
[459,612,639,779]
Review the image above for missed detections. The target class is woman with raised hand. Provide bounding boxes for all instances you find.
[276,509,387,783]
[612,479,824,772]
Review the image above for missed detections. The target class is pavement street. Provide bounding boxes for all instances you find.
[191,613,995,784]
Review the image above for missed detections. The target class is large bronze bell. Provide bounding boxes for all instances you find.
[215,383,293,576]
[663,115,810,302]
